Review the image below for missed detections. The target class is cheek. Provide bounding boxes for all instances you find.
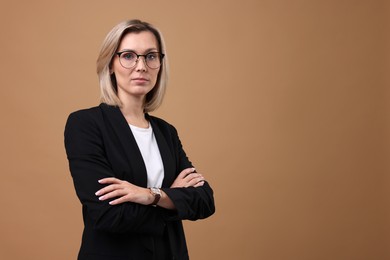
[111,60,123,74]
[151,70,160,84]
[112,65,131,82]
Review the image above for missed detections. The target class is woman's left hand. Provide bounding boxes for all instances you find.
[95,178,151,206]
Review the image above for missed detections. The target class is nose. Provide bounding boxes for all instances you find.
[135,56,147,71]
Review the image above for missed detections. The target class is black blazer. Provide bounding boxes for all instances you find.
[64,104,215,260]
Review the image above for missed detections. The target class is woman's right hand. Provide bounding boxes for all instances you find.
[170,168,205,188]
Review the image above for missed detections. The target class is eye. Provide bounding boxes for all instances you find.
[146,52,158,61]
[121,52,137,60]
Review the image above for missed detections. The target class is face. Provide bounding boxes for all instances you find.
[111,31,160,102]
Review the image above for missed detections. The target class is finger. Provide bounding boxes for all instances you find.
[178,167,196,178]
[194,181,205,187]
[109,196,128,205]
[98,189,125,201]
[95,184,121,196]
[184,173,203,182]
[186,176,205,187]
[98,177,121,184]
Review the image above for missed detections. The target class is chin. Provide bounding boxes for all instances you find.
[118,84,154,98]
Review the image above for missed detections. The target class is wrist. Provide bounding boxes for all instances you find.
[149,187,161,206]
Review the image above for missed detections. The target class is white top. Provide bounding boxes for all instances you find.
[129,123,164,188]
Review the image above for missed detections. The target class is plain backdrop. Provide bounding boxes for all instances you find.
[0,0,389,259]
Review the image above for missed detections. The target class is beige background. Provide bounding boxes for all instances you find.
[0,0,389,259]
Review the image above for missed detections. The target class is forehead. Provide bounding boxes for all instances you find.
[118,31,159,52]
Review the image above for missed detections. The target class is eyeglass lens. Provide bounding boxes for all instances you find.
[119,51,162,69]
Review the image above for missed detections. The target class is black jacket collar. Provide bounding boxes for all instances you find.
[99,103,175,188]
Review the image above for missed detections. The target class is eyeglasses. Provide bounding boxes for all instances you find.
[116,51,165,69]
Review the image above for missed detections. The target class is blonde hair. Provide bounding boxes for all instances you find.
[96,20,169,113]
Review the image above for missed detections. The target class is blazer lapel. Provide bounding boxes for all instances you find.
[99,104,147,187]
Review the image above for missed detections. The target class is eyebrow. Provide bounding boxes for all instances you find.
[117,48,159,53]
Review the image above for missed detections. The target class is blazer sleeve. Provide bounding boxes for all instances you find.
[162,124,216,221]
[64,110,169,235]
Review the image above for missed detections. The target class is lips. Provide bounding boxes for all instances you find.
[132,77,149,82]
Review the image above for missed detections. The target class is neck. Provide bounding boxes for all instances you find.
[120,96,149,128]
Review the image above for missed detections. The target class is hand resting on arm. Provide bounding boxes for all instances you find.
[96,167,205,209]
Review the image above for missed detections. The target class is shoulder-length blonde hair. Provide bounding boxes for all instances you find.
[96,19,169,113]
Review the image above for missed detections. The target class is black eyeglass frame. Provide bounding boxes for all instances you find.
[115,51,165,69]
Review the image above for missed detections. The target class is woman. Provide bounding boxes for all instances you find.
[64,19,215,260]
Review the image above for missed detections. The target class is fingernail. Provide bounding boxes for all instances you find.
[95,191,100,196]
[99,196,104,200]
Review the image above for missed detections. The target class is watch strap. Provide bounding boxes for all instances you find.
[149,187,161,206]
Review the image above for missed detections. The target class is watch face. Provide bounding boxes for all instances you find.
[151,187,161,196]
[150,187,161,206]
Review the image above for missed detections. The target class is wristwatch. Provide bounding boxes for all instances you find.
[149,187,161,206]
